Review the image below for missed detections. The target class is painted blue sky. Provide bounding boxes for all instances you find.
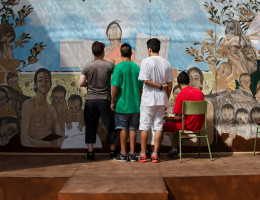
[11,0,226,71]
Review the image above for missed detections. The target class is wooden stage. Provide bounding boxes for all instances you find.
[0,153,260,200]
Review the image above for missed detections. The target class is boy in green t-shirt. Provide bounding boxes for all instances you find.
[111,43,143,162]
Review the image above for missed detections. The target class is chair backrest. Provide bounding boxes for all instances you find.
[181,100,207,131]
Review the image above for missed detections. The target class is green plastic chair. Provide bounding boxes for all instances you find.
[178,100,213,163]
[253,125,260,155]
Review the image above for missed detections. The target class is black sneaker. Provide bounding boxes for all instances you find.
[113,153,128,162]
[110,150,118,158]
[87,152,95,160]
[168,150,178,158]
[128,153,137,162]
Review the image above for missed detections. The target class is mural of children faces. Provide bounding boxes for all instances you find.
[217,62,232,78]
[68,95,82,114]
[6,72,23,94]
[235,108,249,125]
[0,87,16,118]
[67,94,84,131]
[239,73,252,95]
[187,67,204,90]
[34,70,52,94]
[221,104,235,123]
[51,85,66,106]
[51,85,68,132]
[0,116,19,146]
[172,85,181,104]
[250,107,260,124]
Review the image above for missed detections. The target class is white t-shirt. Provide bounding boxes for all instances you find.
[138,56,172,106]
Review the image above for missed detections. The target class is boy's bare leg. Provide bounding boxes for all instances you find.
[141,130,149,155]
[120,129,128,154]
[87,143,93,152]
[129,130,136,154]
[153,130,163,154]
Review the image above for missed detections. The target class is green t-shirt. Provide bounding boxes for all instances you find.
[111,61,143,113]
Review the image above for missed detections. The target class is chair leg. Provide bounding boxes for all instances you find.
[205,134,213,161]
[254,128,259,155]
[179,131,182,163]
[199,132,201,158]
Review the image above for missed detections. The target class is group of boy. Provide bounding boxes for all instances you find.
[79,38,205,163]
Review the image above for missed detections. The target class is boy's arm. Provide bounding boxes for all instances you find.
[166,82,173,99]
[111,85,119,111]
[143,80,168,91]
[79,74,87,87]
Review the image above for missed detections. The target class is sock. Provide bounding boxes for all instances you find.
[140,153,146,156]
[152,152,158,156]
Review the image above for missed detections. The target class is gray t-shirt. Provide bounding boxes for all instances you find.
[81,60,114,100]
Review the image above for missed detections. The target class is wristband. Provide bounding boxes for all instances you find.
[160,84,162,91]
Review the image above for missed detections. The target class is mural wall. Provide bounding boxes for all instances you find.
[0,0,259,153]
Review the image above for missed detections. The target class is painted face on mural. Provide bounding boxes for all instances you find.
[239,75,251,89]
[251,111,260,124]
[35,72,51,94]
[0,120,18,137]
[172,88,181,104]
[189,70,201,90]
[52,91,65,105]
[68,99,81,114]
[7,77,18,88]
[221,108,234,122]
[217,63,232,78]
[107,24,122,41]
[0,91,7,107]
[236,112,249,125]
[226,22,236,35]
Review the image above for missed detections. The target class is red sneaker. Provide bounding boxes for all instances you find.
[151,155,159,163]
[138,154,148,162]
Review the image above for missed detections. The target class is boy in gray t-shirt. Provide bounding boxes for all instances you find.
[79,41,118,160]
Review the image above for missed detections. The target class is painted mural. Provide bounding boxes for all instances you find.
[0,0,259,153]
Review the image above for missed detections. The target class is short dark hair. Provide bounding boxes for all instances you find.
[177,71,190,85]
[34,68,52,92]
[221,104,234,111]
[92,41,105,57]
[51,85,66,97]
[68,94,83,107]
[106,20,122,36]
[147,38,160,53]
[120,43,132,58]
[235,108,248,118]
[250,107,260,120]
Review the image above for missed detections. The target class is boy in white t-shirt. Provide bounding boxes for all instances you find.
[138,38,173,163]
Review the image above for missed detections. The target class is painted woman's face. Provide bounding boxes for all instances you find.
[226,22,236,35]
[236,112,249,125]
[189,70,201,90]
[35,72,51,94]
[107,24,122,40]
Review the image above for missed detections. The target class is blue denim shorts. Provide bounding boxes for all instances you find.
[115,113,140,130]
